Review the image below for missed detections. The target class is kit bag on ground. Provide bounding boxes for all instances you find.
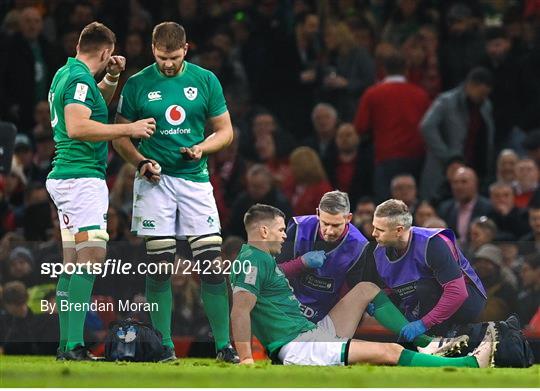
[104,318,165,362]
[447,314,535,368]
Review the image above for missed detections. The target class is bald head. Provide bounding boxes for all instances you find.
[19,7,42,41]
[451,167,478,203]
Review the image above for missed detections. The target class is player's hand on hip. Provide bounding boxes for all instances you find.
[301,250,326,268]
[130,118,155,138]
[139,158,161,183]
[239,358,255,365]
[399,320,427,342]
[106,55,126,76]
[180,145,203,161]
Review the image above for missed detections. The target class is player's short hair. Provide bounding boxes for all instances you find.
[319,190,350,215]
[152,22,186,51]
[374,199,413,229]
[78,22,116,53]
[244,204,285,230]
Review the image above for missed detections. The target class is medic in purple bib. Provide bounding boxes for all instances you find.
[277,191,369,322]
[370,199,487,340]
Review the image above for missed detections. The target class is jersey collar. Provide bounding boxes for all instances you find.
[68,57,91,74]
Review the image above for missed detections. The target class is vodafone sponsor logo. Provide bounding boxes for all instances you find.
[165,105,186,125]
[160,128,191,135]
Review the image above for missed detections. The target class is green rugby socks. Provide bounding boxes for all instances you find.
[146,276,174,348]
[200,280,231,351]
[65,271,96,351]
[371,291,432,348]
[398,349,478,367]
[56,272,71,352]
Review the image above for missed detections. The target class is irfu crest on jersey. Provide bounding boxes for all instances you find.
[184,86,197,100]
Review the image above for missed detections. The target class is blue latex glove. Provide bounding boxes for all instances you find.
[366,302,375,317]
[399,320,427,342]
[301,250,326,268]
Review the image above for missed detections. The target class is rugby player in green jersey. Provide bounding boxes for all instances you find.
[46,22,156,360]
[113,22,237,362]
[231,204,498,368]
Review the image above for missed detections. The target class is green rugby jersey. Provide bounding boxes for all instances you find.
[231,244,316,355]
[117,61,227,182]
[47,57,109,179]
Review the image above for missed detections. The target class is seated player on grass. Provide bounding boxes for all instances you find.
[231,204,498,367]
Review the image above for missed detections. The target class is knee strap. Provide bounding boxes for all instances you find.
[145,237,176,281]
[188,234,224,283]
[74,229,109,251]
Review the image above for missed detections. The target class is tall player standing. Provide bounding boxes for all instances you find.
[113,22,238,362]
[46,22,155,360]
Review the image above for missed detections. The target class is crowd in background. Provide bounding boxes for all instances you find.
[0,0,539,355]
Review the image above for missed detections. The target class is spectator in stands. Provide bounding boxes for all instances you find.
[254,132,292,193]
[171,263,210,339]
[523,129,540,167]
[474,244,518,322]
[519,204,540,256]
[466,216,497,259]
[286,147,333,216]
[32,100,51,136]
[496,149,519,185]
[437,167,492,245]
[0,177,16,239]
[352,197,376,240]
[0,281,37,354]
[109,163,136,215]
[325,123,369,207]
[487,181,530,238]
[390,174,418,213]
[420,68,495,200]
[241,110,296,162]
[263,11,322,139]
[3,246,38,287]
[381,0,433,46]
[227,165,292,239]
[407,24,441,98]
[413,200,437,227]
[12,134,37,185]
[517,255,540,325]
[320,21,375,120]
[33,131,54,183]
[432,155,467,206]
[438,3,484,90]
[354,51,428,201]
[22,182,51,241]
[513,158,539,208]
[478,27,521,150]
[303,103,338,163]
[209,128,246,226]
[0,6,61,133]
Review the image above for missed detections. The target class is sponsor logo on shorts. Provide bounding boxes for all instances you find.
[184,87,197,100]
[103,213,108,221]
[207,216,215,227]
[62,214,70,225]
[142,219,156,229]
[165,105,186,126]
[148,91,162,101]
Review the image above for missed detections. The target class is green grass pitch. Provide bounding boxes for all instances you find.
[1,356,538,387]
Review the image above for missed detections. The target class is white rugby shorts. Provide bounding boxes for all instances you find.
[131,173,220,237]
[277,315,349,366]
[46,178,108,234]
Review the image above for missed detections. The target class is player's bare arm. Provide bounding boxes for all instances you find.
[97,55,126,104]
[179,111,234,160]
[65,104,155,142]
[231,290,257,365]
[113,114,161,183]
